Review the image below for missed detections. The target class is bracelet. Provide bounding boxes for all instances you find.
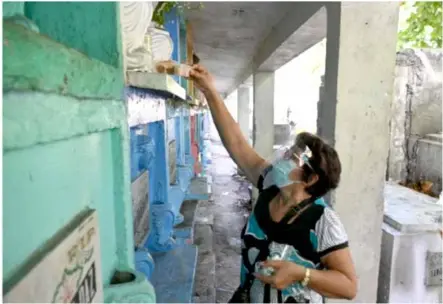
[301,268,311,287]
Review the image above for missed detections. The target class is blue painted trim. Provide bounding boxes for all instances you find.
[179,23,187,89]
[145,121,177,252]
[183,109,192,158]
[197,113,204,159]
[175,112,185,166]
[135,248,155,280]
[166,102,183,118]
[200,112,211,174]
[164,8,180,84]
[125,87,200,256]
[145,202,176,253]
[130,125,154,181]
[166,103,188,226]
[169,185,185,225]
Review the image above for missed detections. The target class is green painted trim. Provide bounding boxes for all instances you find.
[3,2,25,17]
[3,22,123,100]
[111,126,136,270]
[24,2,122,68]
[115,2,124,71]
[4,90,135,272]
[3,91,126,151]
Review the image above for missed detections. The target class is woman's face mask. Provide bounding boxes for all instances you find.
[263,146,313,190]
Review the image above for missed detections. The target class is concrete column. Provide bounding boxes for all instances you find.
[318,3,399,303]
[237,85,251,175]
[253,72,275,159]
[237,86,251,143]
[252,72,275,203]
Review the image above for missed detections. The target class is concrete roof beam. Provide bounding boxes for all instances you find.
[224,3,327,96]
[187,2,327,97]
[254,3,326,71]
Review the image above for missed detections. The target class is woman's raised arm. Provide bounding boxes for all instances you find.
[190,65,268,186]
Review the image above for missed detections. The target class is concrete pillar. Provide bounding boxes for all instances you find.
[237,85,251,143]
[252,72,275,203]
[253,72,275,159]
[318,3,399,303]
[237,85,251,175]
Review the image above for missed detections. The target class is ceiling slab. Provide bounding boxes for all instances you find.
[186,2,327,96]
[186,2,293,94]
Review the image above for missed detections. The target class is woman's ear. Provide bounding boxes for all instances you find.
[306,174,319,187]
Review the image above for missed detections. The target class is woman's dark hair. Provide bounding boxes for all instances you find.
[294,132,341,199]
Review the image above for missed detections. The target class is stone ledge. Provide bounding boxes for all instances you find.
[3,21,123,100]
[194,224,213,254]
[194,200,214,226]
[185,177,210,201]
[175,200,199,231]
[193,200,216,303]
[418,138,443,147]
[193,252,216,303]
[424,133,443,144]
[127,71,186,101]
[384,181,441,233]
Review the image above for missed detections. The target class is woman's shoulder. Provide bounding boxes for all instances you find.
[313,203,348,247]
[309,199,347,232]
[312,200,343,224]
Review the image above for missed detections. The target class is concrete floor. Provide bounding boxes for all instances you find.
[193,126,252,303]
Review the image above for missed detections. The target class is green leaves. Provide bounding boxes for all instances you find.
[152,2,204,27]
[152,2,176,26]
[398,1,442,49]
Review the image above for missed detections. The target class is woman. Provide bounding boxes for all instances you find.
[189,65,357,303]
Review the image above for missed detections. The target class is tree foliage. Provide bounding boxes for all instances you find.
[398,1,442,49]
[152,2,203,27]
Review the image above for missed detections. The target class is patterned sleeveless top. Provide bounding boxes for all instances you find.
[239,167,349,303]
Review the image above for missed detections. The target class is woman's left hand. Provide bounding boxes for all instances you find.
[254,260,306,290]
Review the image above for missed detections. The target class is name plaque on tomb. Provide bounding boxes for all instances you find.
[4,210,103,303]
[425,251,442,286]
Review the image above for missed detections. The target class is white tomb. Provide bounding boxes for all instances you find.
[378,182,442,303]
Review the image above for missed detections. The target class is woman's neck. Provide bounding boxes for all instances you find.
[279,189,311,207]
[269,191,313,223]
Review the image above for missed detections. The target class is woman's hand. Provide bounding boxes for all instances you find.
[254,260,306,290]
[256,249,358,300]
[189,64,216,94]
